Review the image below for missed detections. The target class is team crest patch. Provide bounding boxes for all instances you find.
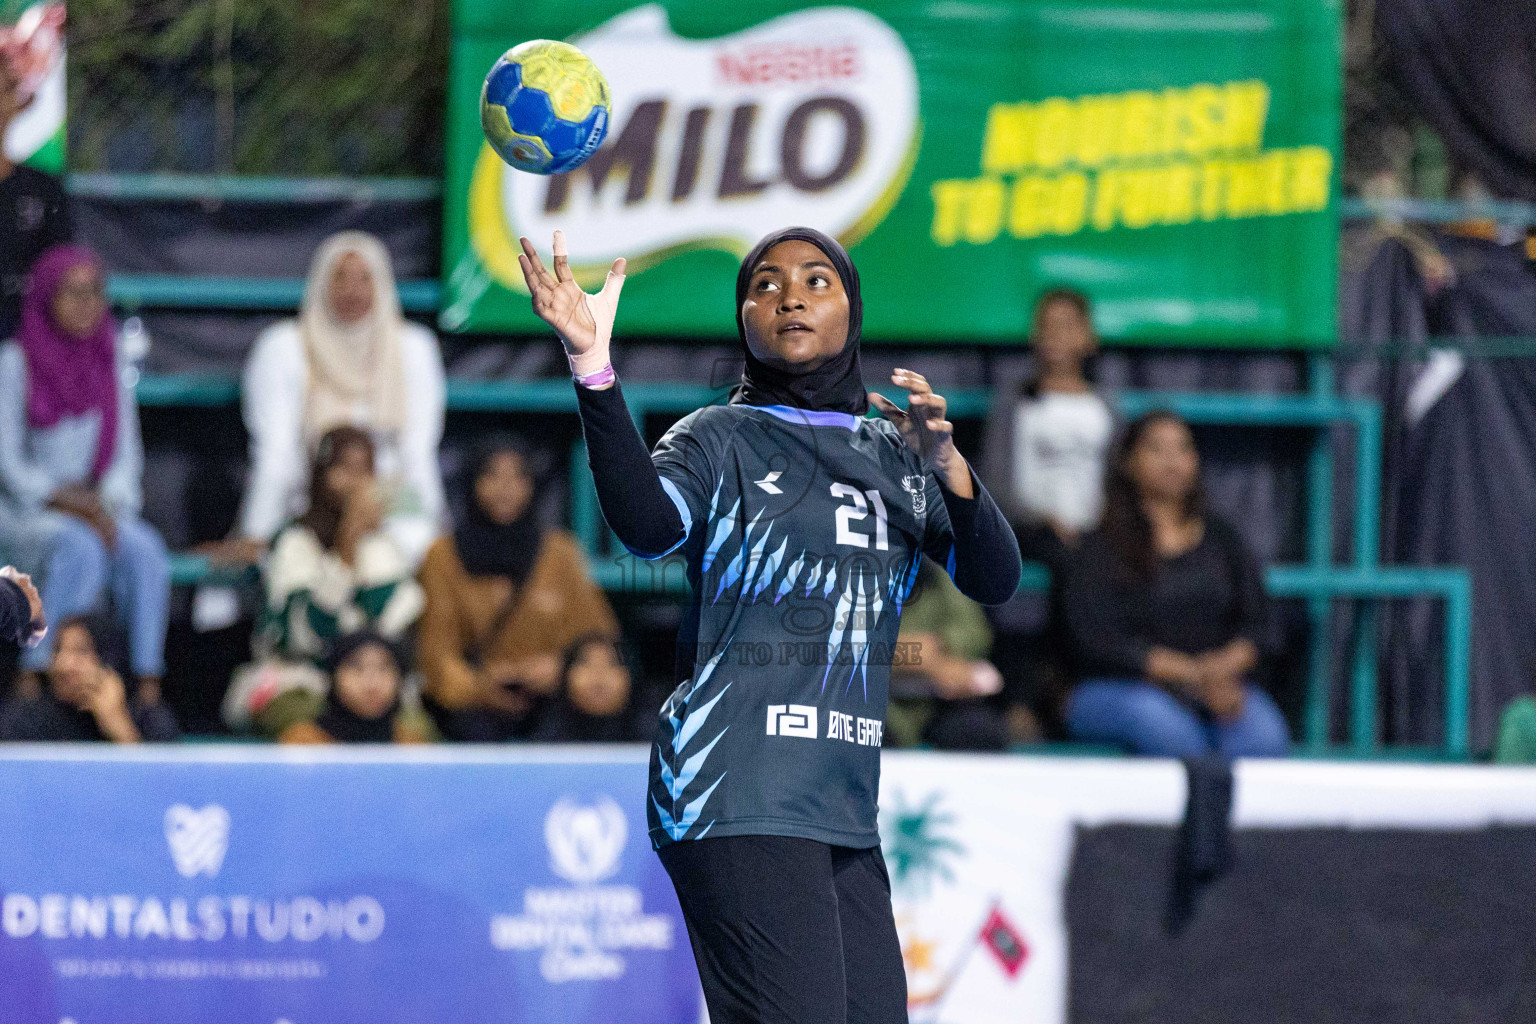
[901,476,927,518]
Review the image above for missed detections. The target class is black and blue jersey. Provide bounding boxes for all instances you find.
[573,383,1021,851]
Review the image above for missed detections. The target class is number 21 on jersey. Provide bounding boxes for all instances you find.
[831,483,889,550]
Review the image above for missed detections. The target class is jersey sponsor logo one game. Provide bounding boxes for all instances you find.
[766,703,818,738]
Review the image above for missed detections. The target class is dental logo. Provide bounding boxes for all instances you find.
[546,796,628,884]
[461,3,921,313]
[165,804,231,879]
[492,796,674,982]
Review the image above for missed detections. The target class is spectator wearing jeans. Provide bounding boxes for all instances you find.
[417,437,619,742]
[238,231,445,567]
[0,245,170,705]
[1062,411,1289,758]
[0,613,179,742]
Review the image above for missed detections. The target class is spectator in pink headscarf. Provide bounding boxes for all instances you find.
[0,244,171,706]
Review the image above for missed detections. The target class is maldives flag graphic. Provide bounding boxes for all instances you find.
[979,905,1029,978]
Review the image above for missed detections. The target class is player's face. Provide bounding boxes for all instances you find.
[51,265,108,341]
[333,643,400,722]
[1033,298,1094,371]
[1127,417,1200,505]
[474,450,534,526]
[740,239,851,372]
[328,251,376,325]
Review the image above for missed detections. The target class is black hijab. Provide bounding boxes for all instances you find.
[730,226,868,415]
[316,631,401,744]
[454,436,545,583]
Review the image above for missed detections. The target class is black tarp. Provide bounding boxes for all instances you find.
[1068,823,1536,1023]
[1377,0,1536,200]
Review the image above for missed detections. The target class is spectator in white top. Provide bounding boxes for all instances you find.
[237,231,445,567]
[980,287,1115,740]
[983,287,1115,566]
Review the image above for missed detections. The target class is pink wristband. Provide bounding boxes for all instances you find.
[572,362,616,389]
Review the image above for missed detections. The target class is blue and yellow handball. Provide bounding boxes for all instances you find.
[480,40,611,175]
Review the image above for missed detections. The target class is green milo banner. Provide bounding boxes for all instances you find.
[1,1,66,172]
[443,0,1341,347]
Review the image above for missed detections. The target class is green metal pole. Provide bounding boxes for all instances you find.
[1444,571,1473,758]
[1303,354,1335,750]
[1349,601,1379,753]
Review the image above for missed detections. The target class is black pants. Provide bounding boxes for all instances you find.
[658,834,908,1024]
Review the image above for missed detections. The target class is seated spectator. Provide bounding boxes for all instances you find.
[0,613,178,742]
[980,287,1114,737]
[535,634,647,743]
[888,559,1009,751]
[1062,411,1289,758]
[0,245,171,705]
[0,55,73,340]
[255,426,424,665]
[418,437,619,741]
[236,231,445,567]
[269,631,437,744]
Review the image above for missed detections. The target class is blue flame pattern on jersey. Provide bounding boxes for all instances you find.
[652,646,732,842]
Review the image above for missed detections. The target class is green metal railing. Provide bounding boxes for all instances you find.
[137,368,1472,759]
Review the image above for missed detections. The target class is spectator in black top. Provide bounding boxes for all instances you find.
[534,634,647,743]
[0,56,71,339]
[1062,411,1289,757]
[0,612,179,742]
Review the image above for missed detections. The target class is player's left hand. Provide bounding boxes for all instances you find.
[870,369,973,496]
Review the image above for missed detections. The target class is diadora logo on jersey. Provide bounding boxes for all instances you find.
[901,475,927,518]
[755,470,784,494]
[766,704,818,738]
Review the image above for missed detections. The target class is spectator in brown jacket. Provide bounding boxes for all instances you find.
[417,437,619,741]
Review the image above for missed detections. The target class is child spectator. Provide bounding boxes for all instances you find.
[888,559,1011,751]
[0,613,178,742]
[238,231,445,567]
[1062,411,1289,757]
[269,630,436,744]
[535,634,647,743]
[417,437,618,742]
[0,245,170,706]
[254,426,424,665]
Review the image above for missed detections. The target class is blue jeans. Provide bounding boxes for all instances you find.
[21,514,170,678]
[1065,678,1290,758]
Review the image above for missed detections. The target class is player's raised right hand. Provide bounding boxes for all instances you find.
[518,231,625,362]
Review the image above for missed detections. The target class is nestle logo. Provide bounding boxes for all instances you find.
[715,43,861,86]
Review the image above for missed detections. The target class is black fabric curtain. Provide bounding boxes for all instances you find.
[1342,230,1536,750]
[1378,0,1536,199]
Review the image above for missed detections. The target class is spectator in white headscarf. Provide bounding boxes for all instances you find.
[237,231,445,567]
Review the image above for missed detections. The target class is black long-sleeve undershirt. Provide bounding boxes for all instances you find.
[574,381,688,558]
[572,379,1022,604]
